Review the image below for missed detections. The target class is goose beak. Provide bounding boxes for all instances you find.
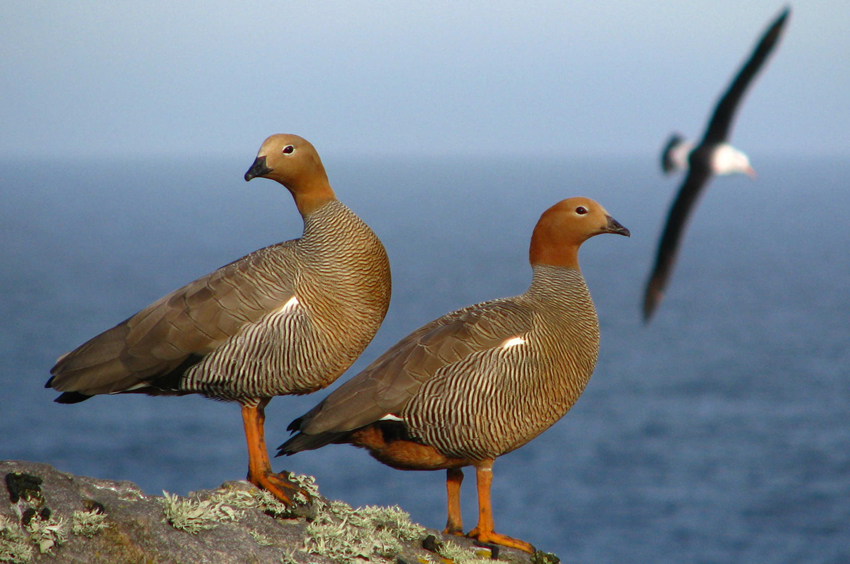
[245,156,273,181]
[745,166,758,179]
[602,215,630,237]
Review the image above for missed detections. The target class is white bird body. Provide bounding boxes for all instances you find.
[663,138,754,177]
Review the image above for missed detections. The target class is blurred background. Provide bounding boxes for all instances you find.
[2,0,847,159]
[2,2,849,563]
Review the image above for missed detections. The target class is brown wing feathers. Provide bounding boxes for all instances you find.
[279,299,533,452]
[49,243,296,401]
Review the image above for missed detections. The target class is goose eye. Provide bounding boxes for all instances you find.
[576,206,588,215]
[282,145,295,154]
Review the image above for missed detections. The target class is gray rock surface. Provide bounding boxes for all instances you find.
[1,460,556,564]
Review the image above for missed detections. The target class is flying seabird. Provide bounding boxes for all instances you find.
[643,6,790,322]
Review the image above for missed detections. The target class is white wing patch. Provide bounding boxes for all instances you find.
[118,383,148,392]
[379,413,404,422]
[278,295,300,314]
[500,336,526,349]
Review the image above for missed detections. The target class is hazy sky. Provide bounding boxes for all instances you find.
[2,1,847,159]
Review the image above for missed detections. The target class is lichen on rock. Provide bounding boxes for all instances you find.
[22,513,66,555]
[71,508,108,538]
[303,500,426,563]
[0,513,33,564]
[1,461,547,564]
[160,490,244,533]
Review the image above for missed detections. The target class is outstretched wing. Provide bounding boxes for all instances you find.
[702,7,790,144]
[643,160,712,321]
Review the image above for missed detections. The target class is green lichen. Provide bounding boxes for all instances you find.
[160,491,242,534]
[71,509,108,538]
[23,514,67,554]
[0,514,33,564]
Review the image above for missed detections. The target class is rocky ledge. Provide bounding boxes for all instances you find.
[0,461,558,564]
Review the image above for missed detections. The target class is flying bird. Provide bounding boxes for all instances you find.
[279,197,629,553]
[46,134,392,504]
[643,7,790,321]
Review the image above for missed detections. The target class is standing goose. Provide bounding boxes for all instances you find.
[279,197,629,552]
[644,7,790,321]
[46,134,392,504]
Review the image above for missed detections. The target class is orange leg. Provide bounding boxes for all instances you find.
[444,467,464,535]
[466,460,536,553]
[241,399,300,505]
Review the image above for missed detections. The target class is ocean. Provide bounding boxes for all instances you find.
[1,154,848,563]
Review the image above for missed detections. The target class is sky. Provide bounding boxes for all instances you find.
[1,1,848,159]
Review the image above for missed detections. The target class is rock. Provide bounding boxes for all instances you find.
[1,461,555,564]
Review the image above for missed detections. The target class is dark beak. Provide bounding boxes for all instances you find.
[244,156,272,181]
[602,215,630,237]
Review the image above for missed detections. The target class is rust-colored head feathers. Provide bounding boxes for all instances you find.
[245,134,336,216]
[529,197,630,269]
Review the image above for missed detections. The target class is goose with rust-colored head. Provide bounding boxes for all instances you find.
[48,134,392,505]
[280,197,629,553]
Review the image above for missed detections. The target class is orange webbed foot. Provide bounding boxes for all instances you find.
[247,470,303,505]
[466,527,536,554]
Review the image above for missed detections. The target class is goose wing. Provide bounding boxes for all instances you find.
[284,298,534,440]
[48,242,297,398]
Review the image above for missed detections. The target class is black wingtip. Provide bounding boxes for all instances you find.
[771,7,791,33]
[286,417,304,434]
[276,433,307,457]
[771,6,792,37]
[276,430,348,457]
[641,275,664,324]
[54,391,93,404]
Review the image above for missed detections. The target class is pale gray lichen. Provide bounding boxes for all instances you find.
[71,509,108,538]
[160,491,243,534]
[0,514,33,564]
[160,475,461,564]
[205,483,298,519]
[435,539,494,564]
[247,529,275,546]
[302,499,427,563]
[23,514,67,555]
[278,549,301,564]
[207,488,259,511]
[281,472,320,505]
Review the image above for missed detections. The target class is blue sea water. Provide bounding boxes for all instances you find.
[1,154,848,563]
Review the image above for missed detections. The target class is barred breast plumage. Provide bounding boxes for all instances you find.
[46,134,391,505]
[280,197,629,552]
[403,267,599,461]
[181,200,389,402]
